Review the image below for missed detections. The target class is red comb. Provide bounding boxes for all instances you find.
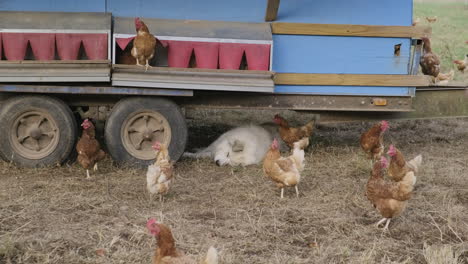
[147,218,156,227]
[380,156,388,168]
[146,218,160,236]
[387,145,396,155]
[152,141,161,150]
[380,120,389,131]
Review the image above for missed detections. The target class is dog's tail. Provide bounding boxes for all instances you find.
[182,146,214,159]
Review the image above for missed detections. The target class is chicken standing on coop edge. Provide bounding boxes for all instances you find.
[76,119,106,179]
[146,218,218,264]
[420,37,440,79]
[146,141,174,201]
[132,17,156,71]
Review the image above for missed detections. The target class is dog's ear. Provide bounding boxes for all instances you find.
[231,140,244,152]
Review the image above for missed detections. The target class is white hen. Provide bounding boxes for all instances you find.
[146,141,174,201]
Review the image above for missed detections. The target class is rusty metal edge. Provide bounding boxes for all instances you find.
[0,84,193,97]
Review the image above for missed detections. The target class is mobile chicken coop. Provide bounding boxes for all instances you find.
[0,0,466,167]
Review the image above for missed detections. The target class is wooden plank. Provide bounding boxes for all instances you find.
[274,73,431,87]
[0,84,193,97]
[265,0,280,22]
[113,64,274,76]
[271,23,431,38]
[182,93,413,112]
[272,36,411,75]
[112,66,274,93]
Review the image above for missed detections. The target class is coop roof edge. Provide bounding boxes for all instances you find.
[114,17,272,41]
[0,11,111,31]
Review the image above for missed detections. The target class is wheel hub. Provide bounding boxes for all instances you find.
[29,128,43,140]
[121,112,171,160]
[142,130,153,140]
[11,111,59,159]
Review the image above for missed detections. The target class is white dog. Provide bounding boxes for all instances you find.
[183,124,286,166]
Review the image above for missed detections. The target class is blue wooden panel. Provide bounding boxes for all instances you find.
[107,0,267,22]
[0,0,105,12]
[277,0,412,26]
[273,35,411,74]
[275,86,411,96]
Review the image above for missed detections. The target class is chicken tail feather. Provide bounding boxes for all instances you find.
[202,246,218,264]
[408,154,423,173]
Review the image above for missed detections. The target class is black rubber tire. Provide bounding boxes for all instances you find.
[104,97,187,167]
[0,95,77,167]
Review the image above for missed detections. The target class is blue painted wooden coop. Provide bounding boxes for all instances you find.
[0,0,451,166]
[0,0,428,101]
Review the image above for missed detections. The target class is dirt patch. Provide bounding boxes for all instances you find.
[1,118,468,263]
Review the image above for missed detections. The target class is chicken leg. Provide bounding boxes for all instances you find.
[93,163,98,171]
[145,59,152,72]
[136,58,143,67]
[295,186,299,197]
[86,169,90,179]
[383,219,391,231]
[280,188,284,199]
[375,218,388,227]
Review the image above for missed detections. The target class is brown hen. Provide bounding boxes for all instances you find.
[360,120,389,163]
[76,119,106,179]
[420,37,440,78]
[273,114,314,149]
[263,137,308,198]
[366,156,421,231]
[132,17,156,71]
[146,219,218,264]
[387,145,422,182]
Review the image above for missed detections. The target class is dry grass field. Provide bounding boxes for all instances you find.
[1,117,468,264]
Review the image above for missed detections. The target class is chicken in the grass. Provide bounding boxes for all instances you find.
[146,218,218,264]
[132,17,156,71]
[366,156,421,231]
[425,16,437,23]
[420,37,440,79]
[76,119,106,179]
[387,145,422,182]
[435,70,455,85]
[147,141,174,201]
[263,137,309,199]
[273,114,314,149]
[453,55,467,72]
[360,120,389,163]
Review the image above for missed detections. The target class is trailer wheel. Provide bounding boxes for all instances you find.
[0,95,77,167]
[105,97,187,167]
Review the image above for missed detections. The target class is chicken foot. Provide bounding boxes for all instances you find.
[145,60,153,72]
[135,59,143,67]
[375,218,391,231]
